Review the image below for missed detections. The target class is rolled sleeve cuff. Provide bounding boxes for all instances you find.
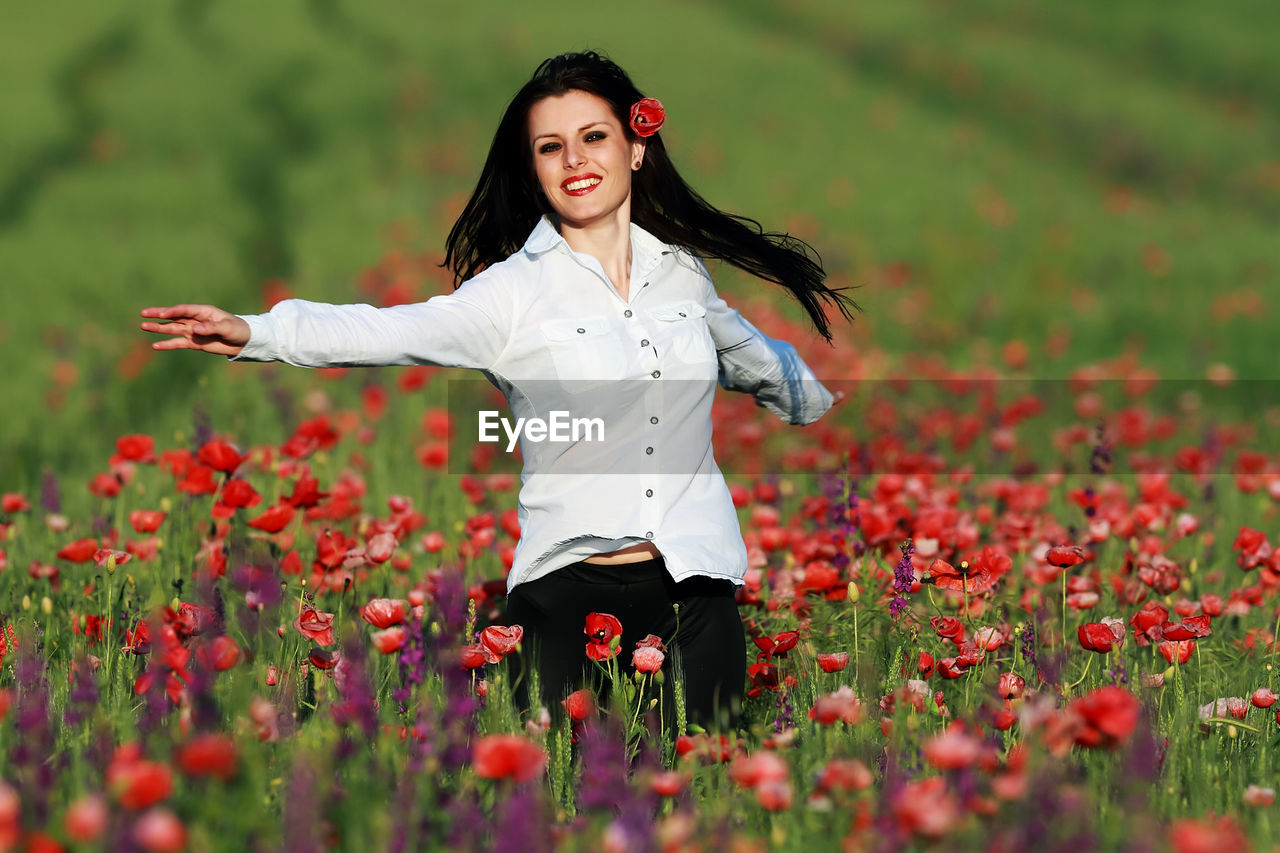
[229,314,277,362]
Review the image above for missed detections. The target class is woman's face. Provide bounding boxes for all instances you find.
[528,90,645,232]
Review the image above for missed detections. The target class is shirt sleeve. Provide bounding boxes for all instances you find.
[698,264,834,426]
[230,269,514,371]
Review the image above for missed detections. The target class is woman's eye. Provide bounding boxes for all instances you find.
[585,131,606,142]
[538,142,561,154]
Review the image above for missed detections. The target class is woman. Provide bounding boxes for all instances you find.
[141,51,855,731]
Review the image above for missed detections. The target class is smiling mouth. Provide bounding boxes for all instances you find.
[561,175,602,195]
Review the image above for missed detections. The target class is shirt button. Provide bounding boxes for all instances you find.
[623,309,633,318]
[651,370,661,378]
[645,489,653,497]
[577,327,586,334]
[645,531,654,539]
[640,339,650,347]
[650,416,659,424]
[645,447,654,455]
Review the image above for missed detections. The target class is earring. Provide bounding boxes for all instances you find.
[633,160,642,169]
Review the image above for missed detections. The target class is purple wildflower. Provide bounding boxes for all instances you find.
[63,654,100,729]
[40,468,61,514]
[889,539,915,616]
[489,785,552,853]
[332,633,379,748]
[1089,420,1111,475]
[281,752,325,853]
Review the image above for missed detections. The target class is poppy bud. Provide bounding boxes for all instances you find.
[847,582,860,604]
[41,596,52,614]
[21,595,30,611]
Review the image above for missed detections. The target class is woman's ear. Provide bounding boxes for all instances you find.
[631,139,647,171]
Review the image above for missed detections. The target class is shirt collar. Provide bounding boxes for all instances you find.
[522,215,670,273]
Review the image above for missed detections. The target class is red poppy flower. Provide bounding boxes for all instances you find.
[922,727,984,770]
[294,605,335,646]
[64,793,109,843]
[809,686,864,725]
[194,635,240,671]
[562,688,595,720]
[174,734,238,781]
[649,770,687,797]
[584,612,622,661]
[1,493,30,514]
[1251,688,1278,708]
[129,510,167,534]
[1070,685,1140,749]
[57,538,99,563]
[110,760,173,810]
[115,434,156,463]
[728,751,789,789]
[997,672,1025,699]
[635,633,666,651]
[1046,545,1088,568]
[472,734,546,783]
[196,440,244,473]
[747,661,780,697]
[816,652,850,673]
[360,598,407,629]
[1159,639,1195,664]
[753,630,800,659]
[817,758,873,793]
[217,479,261,510]
[480,625,524,661]
[285,475,328,509]
[175,465,218,495]
[94,548,131,570]
[629,98,665,137]
[371,627,406,654]
[1160,614,1212,641]
[308,647,340,670]
[930,615,966,645]
[927,558,995,594]
[1078,622,1118,653]
[247,503,295,533]
[88,472,123,498]
[460,645,487,670]
[1130,602,1169,645]
[1168,814,1249,853]
[131,808,187,852]
[632,646,665,673]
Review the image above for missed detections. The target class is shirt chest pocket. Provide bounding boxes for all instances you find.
[539,316,628,390]
[649,301,715,369]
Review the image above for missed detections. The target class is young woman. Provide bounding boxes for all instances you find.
[141,51,855,731]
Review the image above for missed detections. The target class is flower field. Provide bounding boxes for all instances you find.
[2,318,1280,850]
[3,1,1279,850]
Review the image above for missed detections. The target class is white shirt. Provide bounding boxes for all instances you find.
[234,216,833,590]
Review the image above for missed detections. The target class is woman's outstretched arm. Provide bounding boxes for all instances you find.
[140,268,515,371]
[140,304,251,357]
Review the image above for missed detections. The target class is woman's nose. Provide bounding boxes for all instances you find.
[562,141,586,168]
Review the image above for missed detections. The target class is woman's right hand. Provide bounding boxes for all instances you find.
[140,304,252,357]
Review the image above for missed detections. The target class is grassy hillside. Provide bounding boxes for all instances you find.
[1,0,1276,484]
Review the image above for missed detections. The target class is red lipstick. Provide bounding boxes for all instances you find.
[560,173,603,196]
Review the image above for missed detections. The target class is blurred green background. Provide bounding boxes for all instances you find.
[2,0,1277,485]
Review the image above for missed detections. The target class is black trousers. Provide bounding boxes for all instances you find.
[505,555,746,732]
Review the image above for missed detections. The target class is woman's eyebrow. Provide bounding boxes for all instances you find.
[531,122,609,144]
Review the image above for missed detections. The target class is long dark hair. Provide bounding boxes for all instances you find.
[443,51,858,342]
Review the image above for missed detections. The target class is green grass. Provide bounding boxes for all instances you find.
[1,1,1277,474]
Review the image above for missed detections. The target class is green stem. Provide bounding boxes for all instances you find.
[1066,652,1095,692]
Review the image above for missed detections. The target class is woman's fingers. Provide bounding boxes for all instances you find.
[139,305,250,354]
[140,304,222,321]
